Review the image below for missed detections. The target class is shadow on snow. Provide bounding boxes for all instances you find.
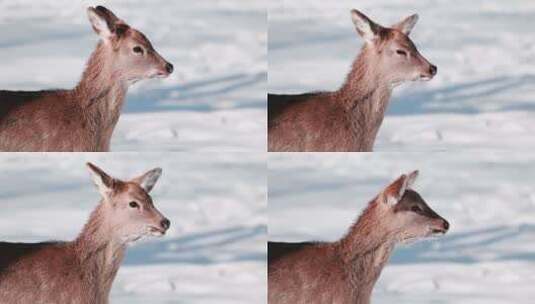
[391,224,535,265]
[124,71,267,114]
[388,74,535,116]
[124,224,266,266]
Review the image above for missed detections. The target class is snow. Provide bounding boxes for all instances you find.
[0,0,267,151]
[3,0,535,303]
[269,0,535,151]
[268,153,535,303]
[0,153,267,303]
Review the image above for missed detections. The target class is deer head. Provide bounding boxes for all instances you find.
[350,9,436,86]
[86,6,173,85]
[372,171,449,243]
[86,162,170,243]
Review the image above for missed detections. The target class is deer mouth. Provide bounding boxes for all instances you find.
[147,72,169,79]
[431,228,446,234]
[147,70,171,79]
[154,71,170,78]
[430,225,449,235]
[148,226,166,236]
[419,74,433,81]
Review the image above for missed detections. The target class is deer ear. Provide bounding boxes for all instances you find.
[350,9,381,44]
[94,6,120,24]
[86,162,115,199]
[392,14,419,35]
[87,7,113,40]
[131,168,162,193]
[405,170,419,188]
[382,171,418,206]
[383,174,406,205]
[87,6,126,41]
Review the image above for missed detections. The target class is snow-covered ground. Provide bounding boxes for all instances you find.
[0,153,267,303]
[0,0,267,151]
[269,0,535,151]
[268,153,535,303]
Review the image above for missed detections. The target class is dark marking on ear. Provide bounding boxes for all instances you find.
[87,162,116,190]
[94,6,127,36]
[114,24,129,37]
[383,174,407,204]
[95,6,119,22]
[94,8,114,32]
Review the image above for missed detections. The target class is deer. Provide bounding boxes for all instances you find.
[0,6,173,151]
[268,9,437,152]
[268,171,449,304]
[0,162,170,304]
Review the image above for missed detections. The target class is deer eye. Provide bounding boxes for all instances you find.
[129,201,139,208]
[396,49,407,56]
[133,46,144,55]
[410,205,422,213]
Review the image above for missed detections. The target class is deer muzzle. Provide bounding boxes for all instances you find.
[152,52,174,78]
[431,217,449,234]
[148,216,171,236]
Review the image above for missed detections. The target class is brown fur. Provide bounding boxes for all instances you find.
[268,10,435,152]
[0,45,126,152]
[269,48,391,152]
[0,6,172,152]
[0,206,126,304]
[268,172,449,304]
[0,163,169,304]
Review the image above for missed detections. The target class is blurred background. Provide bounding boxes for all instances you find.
[0,0,267,151]
[269,152,535,303]
[0,153,266,303]
[269,0,535,151]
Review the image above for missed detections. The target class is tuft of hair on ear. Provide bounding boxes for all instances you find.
[392,14,419,36]
[86,162,117,199]
[382,174,406,205]
[87,5,127,41]
[381,170,420,206]
[405,170,419,188]
[95,6,129,37]
[131,167,163,193]
[350,9,382,44]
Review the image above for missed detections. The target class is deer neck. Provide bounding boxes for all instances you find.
[74,203,127,297]
[336,48,392,145]
[337,202,396,295]
[75,42,128,131]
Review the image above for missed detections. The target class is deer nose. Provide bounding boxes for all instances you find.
[443,220,449,231]
[165,63,174,74]
[429,64,437,76]
[160,218,171,230]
